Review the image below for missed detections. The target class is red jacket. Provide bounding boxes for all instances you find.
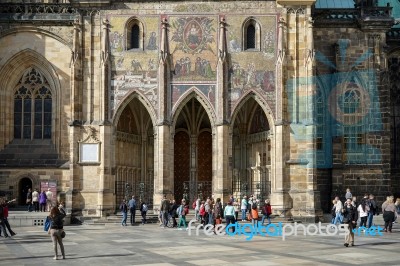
[263,204,272,215]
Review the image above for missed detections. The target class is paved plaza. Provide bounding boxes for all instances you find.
[1,216,399,266]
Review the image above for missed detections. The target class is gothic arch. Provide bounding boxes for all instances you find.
[171,88,216,133]
[0,49,62,149]
[230,90,275,135]
[0,27,73,50]
[112,90,157,130]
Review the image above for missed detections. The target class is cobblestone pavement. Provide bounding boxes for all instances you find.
[1,220,399,266]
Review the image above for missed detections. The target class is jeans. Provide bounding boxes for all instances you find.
[163,211,169,227]
[225,215,235,233]
[121,212,127,225]
[27,202,33,212]
[130,208,136,224]
[241,209,246,220]
[50,229,65,258]
[367,213,374,228]
[141,211,147,224]
[261,214,271,225]
[360,216,367,227]
[0,220,9,237]
[208,213,213,225]
[333,213,343,225]
[178,216,187,228]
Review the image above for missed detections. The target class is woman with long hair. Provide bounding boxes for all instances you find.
[48,206,66,260]
[357,199,369,227]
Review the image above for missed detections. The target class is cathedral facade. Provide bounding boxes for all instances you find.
[0,0,399,221]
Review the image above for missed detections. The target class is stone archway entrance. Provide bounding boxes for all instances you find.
[115,98,154,208]
[174,98,212,202]
[232,98,271,201]
[19,177,32,205]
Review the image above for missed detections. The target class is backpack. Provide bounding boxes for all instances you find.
[142,204,148,212]
[182,205,188,215]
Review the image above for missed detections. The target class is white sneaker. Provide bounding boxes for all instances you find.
[53,256,58,260]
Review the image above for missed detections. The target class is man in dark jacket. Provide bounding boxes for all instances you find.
[343,198,358,247]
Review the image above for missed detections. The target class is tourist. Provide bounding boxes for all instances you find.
[32,188,39,212]
[0,198,9,238]
[382,196,396,232]
[46,188,53,212]
[241,195,247,221]
[128,195,136,225]
[0,198,16,237]
[161,195,170,228]
[214,198,223,226]
[224,201,236,233]
[261,199,272,225]
[345,188,352,200]
[199,200,206,225]
[169,199,179,227]
[177,199,188,230]
[342,198,358,247]
[39,190,47,212]
[140,201,148,225]
[333,196,343,225]
[351,196,358,208]
[395,198,400,223]
[120,199,128,226]
[233,199,239,222]
[367,194,377,228]
[48,206,66,260]
[357,199,369,228]
[251,198,259,226]
[194,196,201,222]
[331,198,337,224]
[26,188,33,212]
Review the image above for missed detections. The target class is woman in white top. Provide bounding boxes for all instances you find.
[357,199,369,228]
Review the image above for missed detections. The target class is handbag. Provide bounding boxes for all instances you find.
[61,230,66,238]
[44,216,51,232]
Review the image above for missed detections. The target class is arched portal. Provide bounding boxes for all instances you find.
[19,177,32,205]
[174,98,212,202]
[231,98,271,201]
[114,97,154,208]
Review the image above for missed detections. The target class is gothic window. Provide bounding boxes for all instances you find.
[126,18,144,51]
[131,24,140,49]
[14,68,52,140]
[243,18,261,51]
[341,86,365,164]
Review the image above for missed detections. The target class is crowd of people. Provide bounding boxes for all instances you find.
[148,194,273,231]
[330,188,400,247]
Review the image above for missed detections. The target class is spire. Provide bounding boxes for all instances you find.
[101,19,110,66]
[160,17,169,64]
[218,16,227,61]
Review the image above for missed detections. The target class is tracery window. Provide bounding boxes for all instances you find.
[14,68,52,140]
[243,18,260,51]
[341,87,365,164]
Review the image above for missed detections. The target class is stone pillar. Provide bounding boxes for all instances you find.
[213,16,230,202]
[153,17,173,209]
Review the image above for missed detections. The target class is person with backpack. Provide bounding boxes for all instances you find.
[261,199,272,225]
[120,199,128,226]
[140,201,148,225]
[177,199,188,230]
[250,198,259,226]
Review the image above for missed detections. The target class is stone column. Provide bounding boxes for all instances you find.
[153,17,173,209]
[213,16,230,201]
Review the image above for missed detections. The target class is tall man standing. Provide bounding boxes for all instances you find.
[128,195,136,225]
[160,195,170,228]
